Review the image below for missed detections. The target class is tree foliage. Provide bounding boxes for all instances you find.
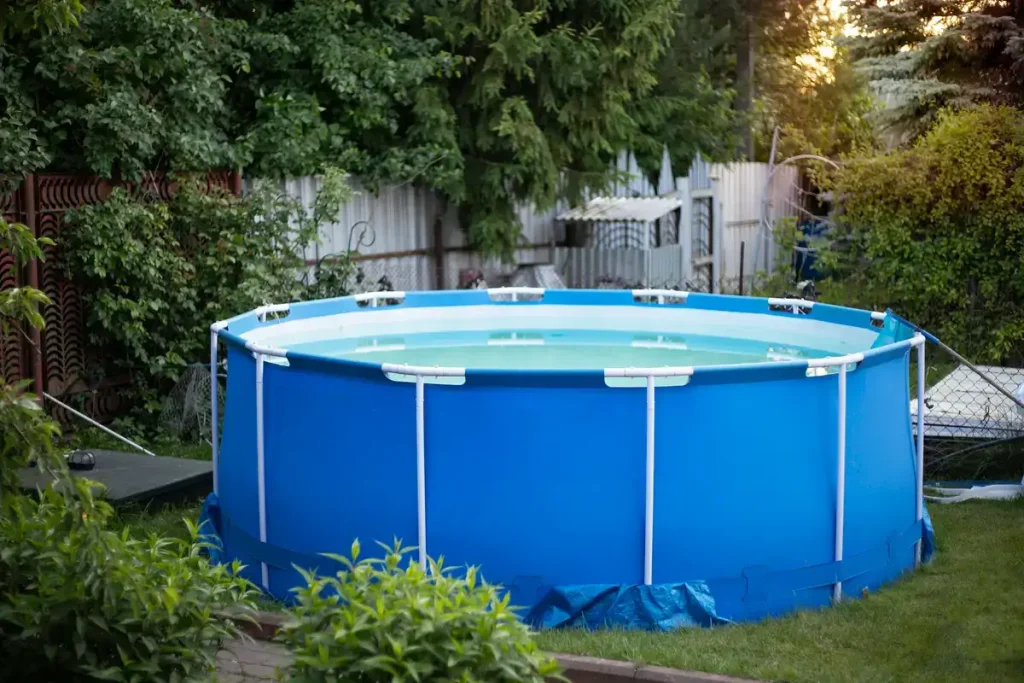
[63,170,355,416]
[632,0,738,175]
[2,0,684,257]
[845,0,1024,142]
[0,0,84,38]
[759,47,879,162]
[667,0,876,163]
[821,105,1024,363]
[0,216,257,683]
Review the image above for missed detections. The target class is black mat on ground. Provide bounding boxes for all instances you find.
[20,450,212,504]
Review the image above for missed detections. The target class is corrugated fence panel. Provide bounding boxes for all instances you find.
[276,176,437,262]
[680,162,802,292]
[251,149,676,293]
[553,247,646,288]
[261,176,444,290]
[354,254,435,292]
[648,244,685,289]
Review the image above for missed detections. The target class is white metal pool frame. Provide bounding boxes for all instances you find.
[211,288,926,601]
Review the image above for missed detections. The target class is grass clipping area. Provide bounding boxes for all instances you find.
[535,500,1024,683]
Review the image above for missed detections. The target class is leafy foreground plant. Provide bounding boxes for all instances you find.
[0,215,258,683]
[0,473,258,683]
[277,541,562,683]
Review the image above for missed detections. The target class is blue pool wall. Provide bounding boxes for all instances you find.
[211,290,930,627]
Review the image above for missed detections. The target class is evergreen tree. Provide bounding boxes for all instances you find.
[416,0,679,256]
[631,0,737,176]
[2,0,682,258]
[845,0,1024,141]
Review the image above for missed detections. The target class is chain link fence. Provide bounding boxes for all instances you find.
[916,346,1024,482]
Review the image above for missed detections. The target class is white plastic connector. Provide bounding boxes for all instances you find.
[768,297,815,314]
[244,340,288,358]
[353,291,407,307]
[380,363,465,378]
[603,366,695,378]
[632,289,689,305]
[255,302,291,322]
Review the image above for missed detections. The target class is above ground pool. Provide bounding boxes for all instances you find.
[205,289,935,630]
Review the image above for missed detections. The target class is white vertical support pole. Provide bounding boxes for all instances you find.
[255,353,269,590]
[645,222,653,287]
[711,178,724,294]
[915,340,926,566]
[416,375,427,570]
[644,374,656,585]
[210,329,219,496]
[679,180,692,285]
[833,363,847,603]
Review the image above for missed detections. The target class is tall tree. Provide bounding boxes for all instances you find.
[631,0,737,176]
[845,0,1024,142]
[681,0,831,160]
[417,0,678,256]
[3,0,680,258]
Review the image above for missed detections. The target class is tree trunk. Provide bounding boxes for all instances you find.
[734,14,755,161]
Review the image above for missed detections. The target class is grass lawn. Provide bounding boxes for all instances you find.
[535,499,1024,683]
[114,493,1024,682]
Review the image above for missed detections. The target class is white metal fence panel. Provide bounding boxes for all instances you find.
[273,176,437,262]
[255,148,675,293]
[648,245,686,289]
[675,161,802,294]
[442,246,554,289]
[553,247,647,288]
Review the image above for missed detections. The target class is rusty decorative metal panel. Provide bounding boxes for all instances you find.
[0,170,240,422]
[35,175,106,400]
[0,186,26,386]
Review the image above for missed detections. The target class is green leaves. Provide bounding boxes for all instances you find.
[63,172,361,430]
[845,0,1024,140]
[3,0,691,256]
[824,105,1024,363]
[0,483,258,683]
[277,541,563,683]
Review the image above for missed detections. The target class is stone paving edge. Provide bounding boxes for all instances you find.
[240,610,763,683]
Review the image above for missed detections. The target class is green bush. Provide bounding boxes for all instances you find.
[1,217,257,683]
[822,105,1024,363]
[63,169,354,419]
[0,481,257,683]
[277,541,562,683]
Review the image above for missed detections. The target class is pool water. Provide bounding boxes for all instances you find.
[285,329,832,370]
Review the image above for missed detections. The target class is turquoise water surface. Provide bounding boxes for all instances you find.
[284,329,831,370]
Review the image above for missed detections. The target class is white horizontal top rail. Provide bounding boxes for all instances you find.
[381,363,466,377]
[632,289,689,304]
[255,302,291,322]
[605,366,695,378]
[807,353,864,369]
[244,340,289,358]
[768,297,815,314]
[353,291,407,307]
[487,286,545,302]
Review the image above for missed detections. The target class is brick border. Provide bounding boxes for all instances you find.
[243,611,762,683]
